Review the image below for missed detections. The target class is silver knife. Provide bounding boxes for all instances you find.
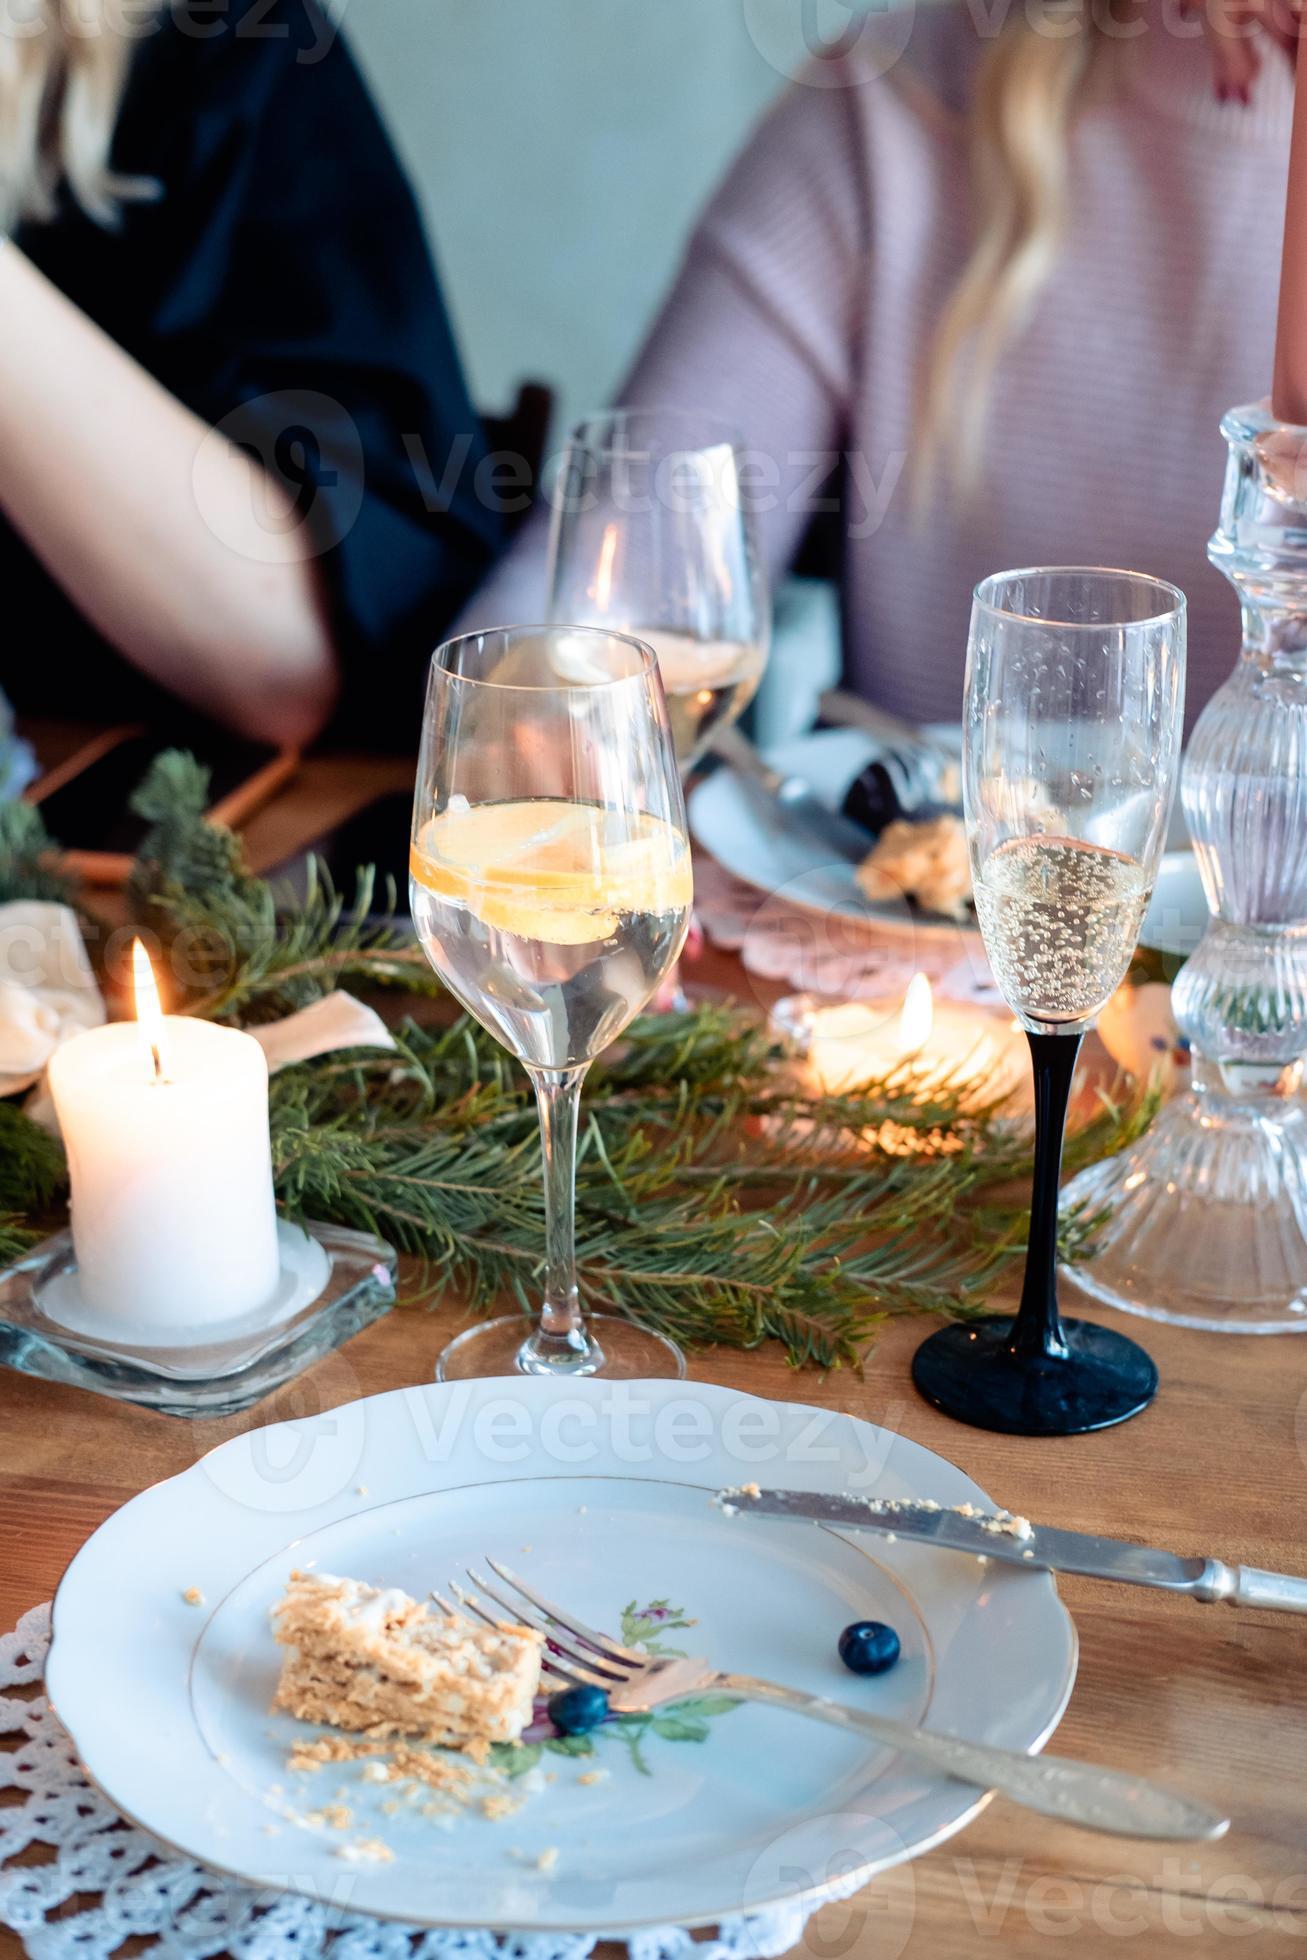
[817,688,952,762]
[717,1487,1307,1615]
[707,723,869,865]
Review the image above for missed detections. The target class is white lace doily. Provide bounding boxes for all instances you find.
[0,1605,836,1960]
[693,856,999,1009]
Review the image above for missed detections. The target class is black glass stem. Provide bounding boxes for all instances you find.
[911,1030,1159,1436]
[1012,1031,1080,1360]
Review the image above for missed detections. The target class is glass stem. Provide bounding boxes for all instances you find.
[519,1065,601,1373]
[1010,1031,1082,1362]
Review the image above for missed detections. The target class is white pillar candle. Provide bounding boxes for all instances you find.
[47,946,281,1333]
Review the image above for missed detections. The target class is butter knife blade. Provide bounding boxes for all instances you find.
[715,1487,1307,1612]
[707,723,870,866]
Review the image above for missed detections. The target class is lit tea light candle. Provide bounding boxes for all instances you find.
[47,941,281,1336]
[789,975,1028,1109]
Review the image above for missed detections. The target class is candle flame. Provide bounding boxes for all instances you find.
[132,939,167,1082]
[899,973,934,1054]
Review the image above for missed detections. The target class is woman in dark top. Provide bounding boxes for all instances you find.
[0,0,499,748]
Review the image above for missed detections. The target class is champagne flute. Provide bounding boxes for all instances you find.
[546,407,770,773]
[410,625,693,1382]
[912,569,1186,1435]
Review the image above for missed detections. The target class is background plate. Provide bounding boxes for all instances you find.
[1141,850,1208,957]
[690,729,971,946]
[691,729,1201,959]
[47,1378,1076,1935]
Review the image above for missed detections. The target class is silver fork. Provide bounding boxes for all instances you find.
[435,1559,1228,1844]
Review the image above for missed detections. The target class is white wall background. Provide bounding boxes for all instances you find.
[341,1,873,434]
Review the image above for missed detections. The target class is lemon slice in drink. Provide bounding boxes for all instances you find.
[411,801,692,946]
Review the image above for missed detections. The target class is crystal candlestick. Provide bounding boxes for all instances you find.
[1064,404,1307,1330]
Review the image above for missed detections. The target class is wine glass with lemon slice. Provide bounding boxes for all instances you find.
[410,625,693,1381]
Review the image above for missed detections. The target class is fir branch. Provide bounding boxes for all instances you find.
[125,750,436,1017]
[0,799,72,904]
[259,1013,1152,1370]
[128,750,249,901]
[175,859,437,1023]
[0,1104,66,1216]
[0,1215,38,1267]
[0,1108,66,1265]
[0,741,1163,1368]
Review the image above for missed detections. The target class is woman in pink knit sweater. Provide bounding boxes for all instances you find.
[464,3,1298,724]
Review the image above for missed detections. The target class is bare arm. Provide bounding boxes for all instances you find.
[0,241,339,746]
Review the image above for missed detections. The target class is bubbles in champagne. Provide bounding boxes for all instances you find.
[974,835,1149,1026]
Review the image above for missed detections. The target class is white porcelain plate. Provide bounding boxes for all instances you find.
[47,1378,1076,1935]
[689,728,974,947]
[691,729,1201,960]
[1141,850,1208,957]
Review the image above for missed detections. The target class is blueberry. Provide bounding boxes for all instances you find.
[838,1620,901,1676]
[547,1683,610,1734]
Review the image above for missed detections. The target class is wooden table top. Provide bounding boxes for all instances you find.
[3,750,1306,1959]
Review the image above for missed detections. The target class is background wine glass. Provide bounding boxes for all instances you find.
[409,625,692,1382]
[912,569,1186,1436]
[546,407,770,774]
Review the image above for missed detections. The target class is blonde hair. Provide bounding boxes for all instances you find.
[0,0,157,233]
[915,13,1102,506]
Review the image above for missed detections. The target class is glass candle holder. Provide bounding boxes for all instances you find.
[1063,404,1307,1330]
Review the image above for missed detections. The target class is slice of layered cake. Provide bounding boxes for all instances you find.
[272,1570,543,1748]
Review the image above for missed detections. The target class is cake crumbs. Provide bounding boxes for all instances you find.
[577,1769,608,1786]
[714,1486,1035,1546]
[510,1845,559,1872]
[355,1485,369,1495]
[336,1838,393,1864]
[856,1494,1035,1541]
[304,1804,353,1831]
[283,1729,506,1827]
[181,1587,205,1607]
[288,1736,387,1774]
[388,1744,479,1794]
[482,1793,521,1821]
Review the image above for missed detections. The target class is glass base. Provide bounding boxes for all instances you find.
[911,1315,1158,1436]
[0,1221,397,1417]
[436,1312,686,1382]
[1061,1088,1307,1332]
